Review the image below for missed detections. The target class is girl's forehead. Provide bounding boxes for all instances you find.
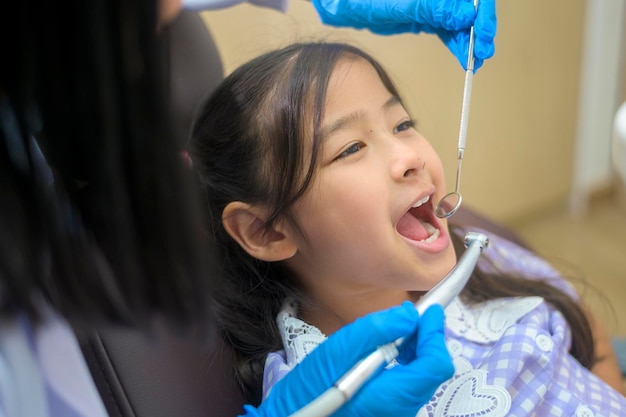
[324,61,383,107]
[324,58,391,112]
[329,57,378,86]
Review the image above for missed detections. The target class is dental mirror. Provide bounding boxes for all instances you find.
[435,155,463,218]
[435,0,479,219]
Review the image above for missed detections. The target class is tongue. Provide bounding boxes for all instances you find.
[396,212,429,241]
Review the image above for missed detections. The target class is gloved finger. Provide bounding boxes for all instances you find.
[314,0,477,28]
[384,305,454,389]
[436,29,484,72]
[415,305,447,351]
[436,29,467,70]
[364,0,477,28]
[385,304,452,385]
[355,358,452,410]
[239,404,262,417]
[311,0,348,27]
[312,301,420,377]
[312,0,391,28]
[415,0,476,30]
[396,327,418,364]
[363,22,424,36]
[472,0,497,60]
[344,305,453,416]
[362,22,485,71]
[260,301,420,416]
[289,301,420,388]
[472,57,484,72]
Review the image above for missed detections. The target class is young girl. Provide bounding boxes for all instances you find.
[189,42,626,415]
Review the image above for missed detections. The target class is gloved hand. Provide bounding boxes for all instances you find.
[311,0,497,71]
[241,302,454,417]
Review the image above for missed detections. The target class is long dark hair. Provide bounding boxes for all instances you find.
[0,0,213,327]
[189,42,595,405]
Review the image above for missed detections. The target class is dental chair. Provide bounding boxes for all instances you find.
[74,11,533,417]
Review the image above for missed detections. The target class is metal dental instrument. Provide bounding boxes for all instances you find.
[436,0,480,219]
[289,232,490,417]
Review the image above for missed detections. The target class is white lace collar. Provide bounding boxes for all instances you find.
[276,296,544,366]
[445,296,543,343]
[276,299,328,368]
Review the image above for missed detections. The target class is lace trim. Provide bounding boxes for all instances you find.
[445,296,543,343]
[277,300,327,368]
[276,295,545,366]
[417,356,512,417]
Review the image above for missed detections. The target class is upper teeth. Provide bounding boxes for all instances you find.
[412,195,430,208]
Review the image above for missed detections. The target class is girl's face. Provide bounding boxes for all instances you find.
[283,57,457,326]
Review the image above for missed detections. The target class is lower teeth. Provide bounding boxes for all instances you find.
[419,222,440,243]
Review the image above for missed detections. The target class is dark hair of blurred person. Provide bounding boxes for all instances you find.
[0,0,214,328]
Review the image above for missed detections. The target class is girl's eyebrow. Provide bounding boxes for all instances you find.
[321,95,401,141]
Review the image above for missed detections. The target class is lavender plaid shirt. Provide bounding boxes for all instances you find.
[262,231,626,417]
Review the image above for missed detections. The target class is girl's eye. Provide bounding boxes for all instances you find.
[393,119,415,134]
[335,142,365,161]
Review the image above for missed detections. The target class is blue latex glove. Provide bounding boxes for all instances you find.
[241,302,454,417]
[312,0,497,71]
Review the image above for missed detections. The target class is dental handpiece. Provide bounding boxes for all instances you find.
[289,232,490,417]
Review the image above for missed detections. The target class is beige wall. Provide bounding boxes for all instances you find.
[200,0,586,224]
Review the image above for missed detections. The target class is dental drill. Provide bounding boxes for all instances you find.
[289,232,490,417]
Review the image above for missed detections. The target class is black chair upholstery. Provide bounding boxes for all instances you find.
[165,10,224,142]
[76,318,244,417]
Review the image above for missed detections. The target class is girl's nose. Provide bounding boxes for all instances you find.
[389,140,424,181]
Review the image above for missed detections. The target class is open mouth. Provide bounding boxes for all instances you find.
[396,195,441,243]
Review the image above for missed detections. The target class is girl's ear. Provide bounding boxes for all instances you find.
[222,201,297,262]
